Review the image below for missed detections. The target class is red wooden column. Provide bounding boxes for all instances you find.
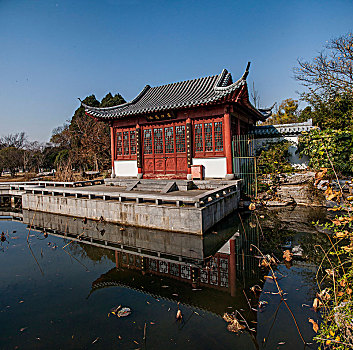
[229,237,236,297]
[115,251,119,268]
[110,125,116,178]
[224,109,234,179]
[186,117,193,180]
[136,123,143,179]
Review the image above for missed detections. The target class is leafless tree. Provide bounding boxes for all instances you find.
[294,33,353,98]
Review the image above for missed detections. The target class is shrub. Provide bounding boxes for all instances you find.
[298,129,353,176]
[256,140,294,175]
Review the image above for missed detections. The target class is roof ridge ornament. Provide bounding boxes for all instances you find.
[241,62,251,80]
[214,62,250,92]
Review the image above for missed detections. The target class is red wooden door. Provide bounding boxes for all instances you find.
[142,122,187,177]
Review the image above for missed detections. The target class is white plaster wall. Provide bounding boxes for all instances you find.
[114,160,138,177]
[192,157,227,178]
[254,136,309,169]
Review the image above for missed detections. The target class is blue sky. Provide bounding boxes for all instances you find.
[0,0,352,141]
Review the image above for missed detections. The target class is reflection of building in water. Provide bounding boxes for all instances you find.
[22,209,262,303]
[114,238,236,294]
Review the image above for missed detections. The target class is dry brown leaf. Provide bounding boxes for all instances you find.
[249,203,256,211]
[337,291,344,297]
[324,186,333,197]
[314,168,328,185]
[340,279,346,287]
[318,289,330,301]
[346,288,352,295]
[335,231,349,238]
[308,318,319,333]
[327,190,341,201]
[283,250,293,262]
[264,275,274,280]
[325,269,335,277]
[313,298,323,311]
[343,245,353,252]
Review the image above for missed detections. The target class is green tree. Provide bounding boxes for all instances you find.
[100,93,125,107]
[298,93,353,130]
[263,98,300,125]
[0,147,24,177]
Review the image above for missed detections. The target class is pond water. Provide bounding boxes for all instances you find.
[0,207,327,349]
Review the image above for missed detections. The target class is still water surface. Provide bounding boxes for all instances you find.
[0,208,325,349]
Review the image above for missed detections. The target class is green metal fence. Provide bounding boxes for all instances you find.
[232,134,257,197]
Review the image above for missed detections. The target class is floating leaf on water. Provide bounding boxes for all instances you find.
[109,305,121,316]
[176,309,182,320]
[116,307,131,317]
[19,327,28,332]
[92,337,100,344]
[278,342,286,345]
[258,301,268,308]
[223,313,246,333]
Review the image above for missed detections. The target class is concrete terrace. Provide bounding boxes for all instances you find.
[2,179,241,235]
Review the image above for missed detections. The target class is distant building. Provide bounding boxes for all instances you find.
[82,63,268,179]
[251,119,316,169]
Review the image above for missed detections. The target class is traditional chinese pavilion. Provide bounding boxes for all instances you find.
[82,63,268,179]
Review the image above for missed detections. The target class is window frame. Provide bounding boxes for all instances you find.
[115,127,137,160]
[193,117,225,157]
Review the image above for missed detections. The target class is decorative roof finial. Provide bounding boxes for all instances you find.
[241,62,251,80]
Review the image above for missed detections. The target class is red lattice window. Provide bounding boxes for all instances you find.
[175,125,186,153]
[204,123,213,151]
[130,131,136,154]
[164,127,174,153]
[116,132,122,155]
[143,129,152,154]
[154,128,163,154]
[123,131,129,155]
[194,124,203,152]
[214,122,223,151]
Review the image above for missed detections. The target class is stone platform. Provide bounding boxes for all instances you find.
[18,179,241,235]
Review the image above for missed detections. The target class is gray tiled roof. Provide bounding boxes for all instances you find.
[250,119,316,137]
[81,64,264,120]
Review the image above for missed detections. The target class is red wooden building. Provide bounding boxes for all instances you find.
[82,63,267,179]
